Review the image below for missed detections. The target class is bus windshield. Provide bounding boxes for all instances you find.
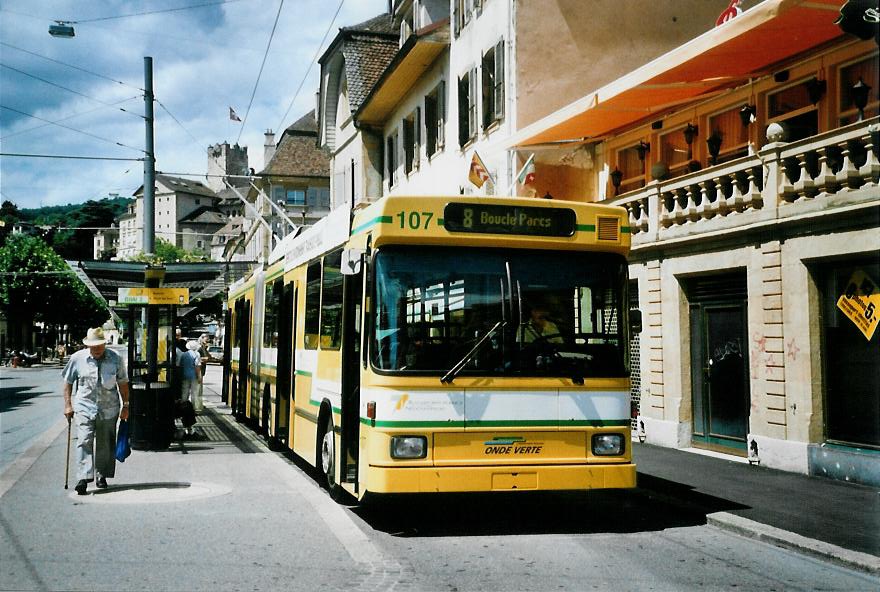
[371,246,629,379]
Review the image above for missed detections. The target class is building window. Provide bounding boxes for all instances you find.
[707,106,750,163]
[425,81,446,157]
[766,78,818,142]
[659,127,693,178]
[386,131,398,187]
[481,40,504,130]
[403,108,420,175]
[196,240,203,249]
[615,144,646,194]
[286,189,305,205]
[453,0,474,36]
[838,54,879,126]
[458,67,477,148]
[306,187,330,208]
[195,199,200,205]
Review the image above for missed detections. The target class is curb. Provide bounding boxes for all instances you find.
[707,512,880,575]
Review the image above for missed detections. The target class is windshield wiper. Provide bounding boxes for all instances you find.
[440,320,506,384]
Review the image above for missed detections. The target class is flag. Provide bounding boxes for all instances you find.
[517,154,536,188]
[229,107,242,122]
[468,151,492,188]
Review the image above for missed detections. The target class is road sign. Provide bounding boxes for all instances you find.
[117,287,189,305]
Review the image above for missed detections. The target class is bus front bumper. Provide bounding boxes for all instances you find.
[366,462,636,494]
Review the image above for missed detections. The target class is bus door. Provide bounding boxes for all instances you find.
[275,281,296,445]
[236,299,251,418]
[340,256,364,489]
[222,307,231,406]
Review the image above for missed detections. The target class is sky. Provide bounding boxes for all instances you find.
[0,0,389,210]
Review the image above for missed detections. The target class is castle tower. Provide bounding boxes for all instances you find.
[206,142,249,191]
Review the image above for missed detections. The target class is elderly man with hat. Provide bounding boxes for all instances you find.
[62,327,130,495]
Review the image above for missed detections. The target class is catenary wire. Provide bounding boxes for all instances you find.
[0,63,143,117]
[0,97,140,141]
[0,105,146,153]
[68,0,249,24]
[276,0,345,133]
[0,42,143,91]
[236,0,285,144]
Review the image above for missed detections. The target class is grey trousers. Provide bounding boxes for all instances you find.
[75,412,118,481]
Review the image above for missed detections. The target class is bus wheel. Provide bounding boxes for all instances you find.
[319,414,341,498]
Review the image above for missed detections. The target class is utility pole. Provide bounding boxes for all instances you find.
[143,56,156,255]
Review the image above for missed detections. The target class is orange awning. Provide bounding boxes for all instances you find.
[507,0,846,148]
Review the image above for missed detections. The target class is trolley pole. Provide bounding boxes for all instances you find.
[143,56,156,256]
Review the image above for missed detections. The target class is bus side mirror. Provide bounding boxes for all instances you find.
[341,248,366,275]
[629,309,643,335]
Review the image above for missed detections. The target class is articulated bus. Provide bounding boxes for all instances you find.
[224,195,640,501]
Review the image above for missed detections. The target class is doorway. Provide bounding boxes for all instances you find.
[687,274,750,454]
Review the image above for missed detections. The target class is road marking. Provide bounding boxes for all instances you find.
[0,417,68,499]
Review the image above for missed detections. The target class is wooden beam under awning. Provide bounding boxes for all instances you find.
[506,0,846,148]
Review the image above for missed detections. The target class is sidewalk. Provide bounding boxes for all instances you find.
[633,441,880,573]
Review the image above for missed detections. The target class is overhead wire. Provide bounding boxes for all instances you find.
[0,63,143,117]
[0,97,141,141]
[0,105,146,153]
[276,0,345,132]
[68,0,249,24]
[236,0,285,144]
[156,99,205,154]
[0,42,143,91]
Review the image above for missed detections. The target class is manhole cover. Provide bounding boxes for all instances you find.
[69,481,231,504]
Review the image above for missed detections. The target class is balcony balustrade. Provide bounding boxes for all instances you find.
[609,117,880,247]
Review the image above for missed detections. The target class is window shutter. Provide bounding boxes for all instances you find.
[453,1,460,37]
[495,40,505,122]
[438,80,446,148]
[469,67,478,141]
[458,75,469,147]
[414,107,421,170]
[482,50,492,130]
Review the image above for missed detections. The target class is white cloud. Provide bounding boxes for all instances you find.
[0,0,388,209]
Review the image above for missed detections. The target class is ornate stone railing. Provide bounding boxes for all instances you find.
[610,117,880,246]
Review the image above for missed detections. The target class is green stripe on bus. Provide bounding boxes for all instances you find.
[351,215,393,235]
[577,224,596,232]
[294,369,313,377]
[358,418,629,428]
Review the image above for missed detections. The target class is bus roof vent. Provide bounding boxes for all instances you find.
[597,216,619,241]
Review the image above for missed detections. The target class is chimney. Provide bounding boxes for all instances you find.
[264,129,276,166]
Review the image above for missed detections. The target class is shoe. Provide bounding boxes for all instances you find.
[96,477,108,489]
[74,479,88,495]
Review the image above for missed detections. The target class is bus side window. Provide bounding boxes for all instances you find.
[304,260,321,349]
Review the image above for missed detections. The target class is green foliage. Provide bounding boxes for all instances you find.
[3,196,131,257]
[129,238,207,264]
[0,234,108,340]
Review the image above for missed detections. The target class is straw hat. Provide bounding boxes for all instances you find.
[82,327,107,346]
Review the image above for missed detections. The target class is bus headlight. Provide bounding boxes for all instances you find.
[390,436,427,459]
[592,433,625,456]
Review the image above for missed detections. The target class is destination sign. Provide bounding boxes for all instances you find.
[443,203,576,237]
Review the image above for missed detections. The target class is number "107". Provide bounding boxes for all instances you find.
[396,211,434,230]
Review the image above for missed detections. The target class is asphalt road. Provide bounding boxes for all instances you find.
[1,363,877,592]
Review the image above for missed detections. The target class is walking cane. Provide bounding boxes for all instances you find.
[64,416,71,489]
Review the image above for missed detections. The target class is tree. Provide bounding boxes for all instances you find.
[0,200,21,245]
[129,238,206,264]
[0,234,107,348]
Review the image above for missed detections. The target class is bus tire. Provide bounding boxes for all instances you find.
[319,412,342,499]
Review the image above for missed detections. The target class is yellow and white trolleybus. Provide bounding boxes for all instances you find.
[225,195,640,501]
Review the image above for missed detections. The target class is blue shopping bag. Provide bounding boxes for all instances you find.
[116,419,132,462]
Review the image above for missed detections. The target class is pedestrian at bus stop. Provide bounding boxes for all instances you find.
[195,334,210,412]
[62,327,130,495]
[177,340,202,434]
